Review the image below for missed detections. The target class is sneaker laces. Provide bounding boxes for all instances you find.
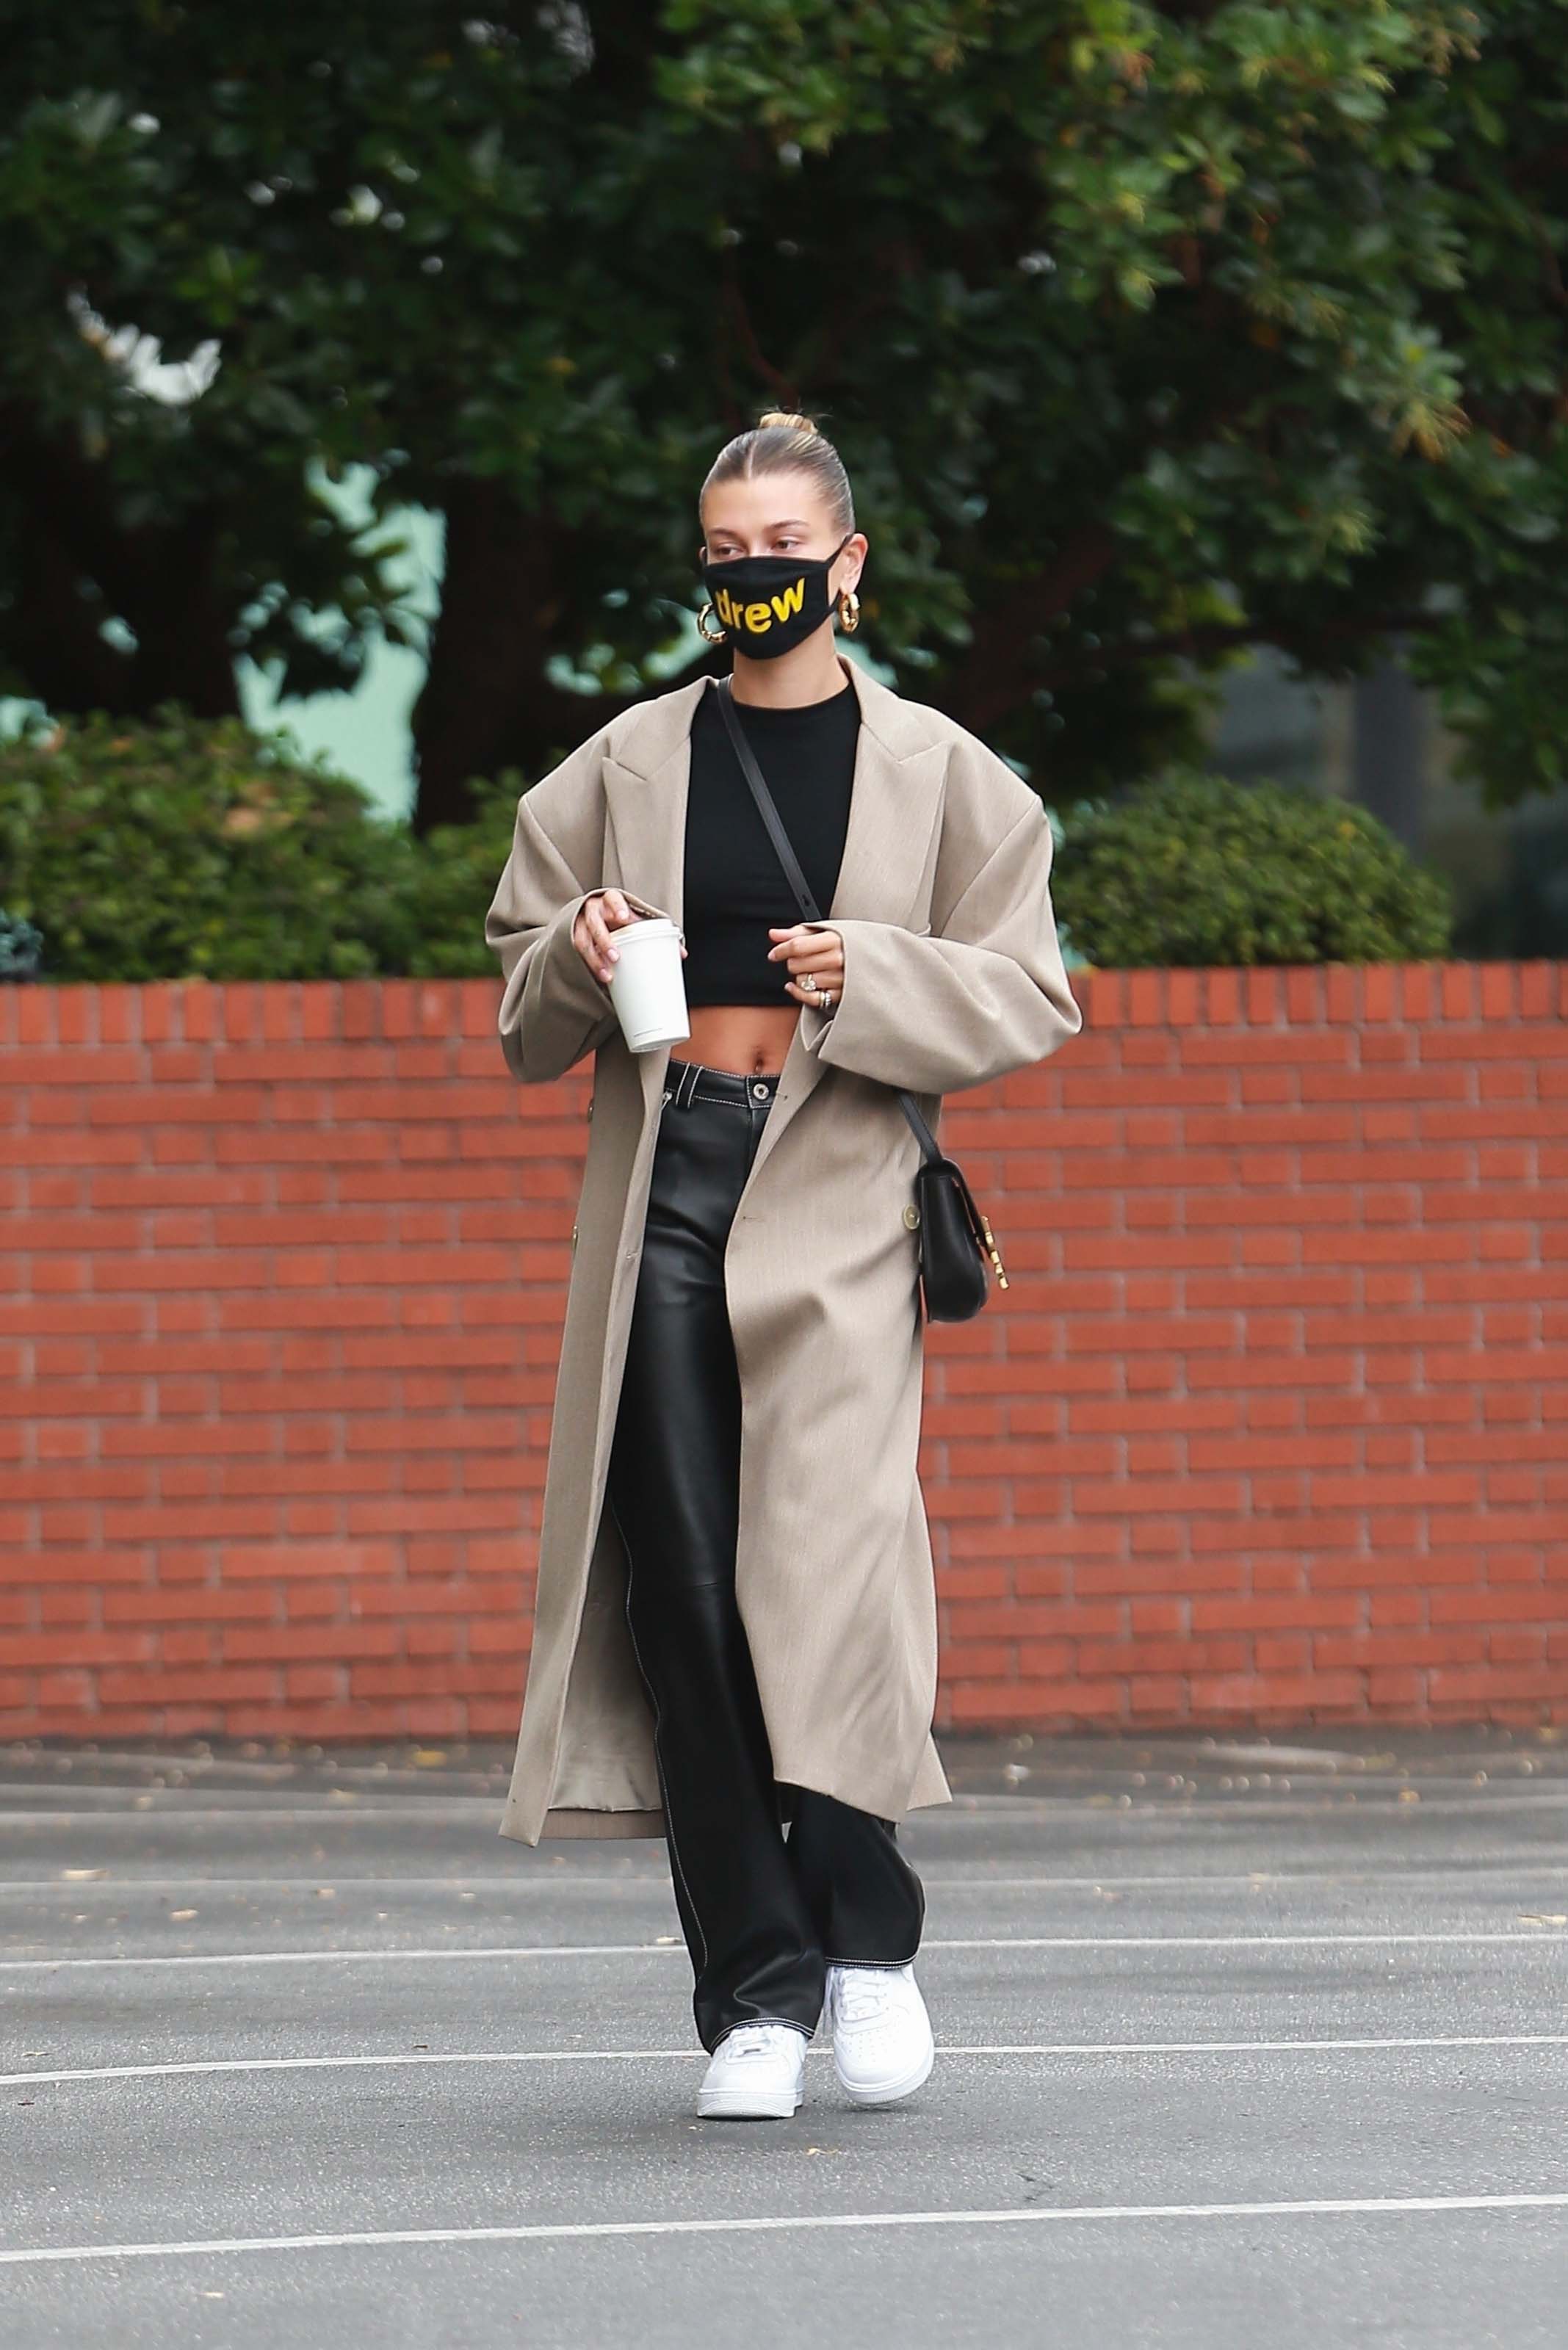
[720,2023,791,2063]
[834,1969,900,2027]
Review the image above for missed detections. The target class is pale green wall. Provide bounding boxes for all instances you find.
[0,467,446,820]
[240,474,444,822]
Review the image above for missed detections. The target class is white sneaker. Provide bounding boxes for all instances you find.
[696,2022,807,2119]
[825,1962,935,2107]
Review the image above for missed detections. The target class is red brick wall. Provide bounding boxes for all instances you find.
[4,965,1566,1742]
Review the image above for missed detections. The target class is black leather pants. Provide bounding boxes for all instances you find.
[605,1055,926,2053]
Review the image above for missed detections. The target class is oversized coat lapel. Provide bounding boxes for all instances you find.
[600,658,949,1193]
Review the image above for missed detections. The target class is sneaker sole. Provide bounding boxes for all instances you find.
[696,2086,804,2120]
[834,2042,935,2108]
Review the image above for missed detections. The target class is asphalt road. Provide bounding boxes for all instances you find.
[3,1727,1567,2348]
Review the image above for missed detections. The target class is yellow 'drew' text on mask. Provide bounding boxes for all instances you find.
[698,532,853,661]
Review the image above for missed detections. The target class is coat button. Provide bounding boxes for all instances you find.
[570,1223,579,1248]
[903,1202,921,1229]
[585,1099,594,1120]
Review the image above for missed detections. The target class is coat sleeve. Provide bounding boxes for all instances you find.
[483,731,672,1085]
[796,792,1082,1096]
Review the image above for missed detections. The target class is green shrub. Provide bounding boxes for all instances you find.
[0,709,418,983]
[394,779,523,980]
[0,709,543,983]
[1051,767,1453,969]
[1,714,1458,988]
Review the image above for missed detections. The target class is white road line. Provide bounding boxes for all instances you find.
[0,1807,499,1825]
[10,1795,1568,1825]
[9,2033,1568,2091]
[9,1864,1568,1893]
[937,1791,1568,1812]
[6,2191,1568,2267]
[0,1876,676,1895]
[7,1739,1560,1775]
[2,1742,1547,1781]
[0,1941,679,1971]
[931,1931,1568,1950]
[3,1928,1567,1973]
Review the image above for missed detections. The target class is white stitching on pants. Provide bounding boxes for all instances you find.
[668,1058,778,1113]
[825,1952,920,1970]
[610,1091,781,2042]
[607,1484,711,1984]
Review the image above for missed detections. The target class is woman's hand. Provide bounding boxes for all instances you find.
[768,922,845,1010]
[572,889,687,984]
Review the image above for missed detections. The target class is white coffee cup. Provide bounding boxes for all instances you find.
[606,915,690,1052]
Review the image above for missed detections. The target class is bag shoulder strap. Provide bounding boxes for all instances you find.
[712,674,821,922]
[710,676,942,1166]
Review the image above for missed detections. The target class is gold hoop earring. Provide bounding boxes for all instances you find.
[697,601,728,645]
[836,585,861,634]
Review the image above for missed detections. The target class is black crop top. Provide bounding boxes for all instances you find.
[680,677,860,1008]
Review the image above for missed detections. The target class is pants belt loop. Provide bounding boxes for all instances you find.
[672,1057,702,1110]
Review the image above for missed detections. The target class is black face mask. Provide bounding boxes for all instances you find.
[699,532,854,659]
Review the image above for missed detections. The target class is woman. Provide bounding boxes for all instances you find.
[485,411,1081,2121]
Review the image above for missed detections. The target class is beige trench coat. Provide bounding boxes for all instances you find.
[486,655,1082,1844]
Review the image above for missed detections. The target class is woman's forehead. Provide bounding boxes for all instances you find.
[702,476,833,532]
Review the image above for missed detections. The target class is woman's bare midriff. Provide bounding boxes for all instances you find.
[682,1002,802,1077]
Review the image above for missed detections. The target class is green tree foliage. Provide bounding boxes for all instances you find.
[1052,769,1454,964]
[3,2,1567,824]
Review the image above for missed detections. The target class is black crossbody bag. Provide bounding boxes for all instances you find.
[712,676,1006,1323]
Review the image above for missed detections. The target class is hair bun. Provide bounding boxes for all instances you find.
[758,409,818,435]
